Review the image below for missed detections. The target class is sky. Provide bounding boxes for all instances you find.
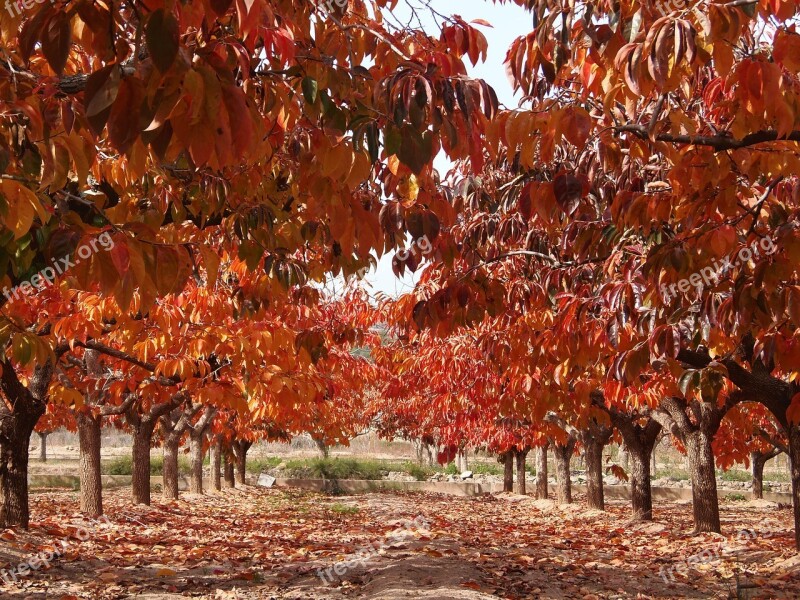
[360,0,534,298]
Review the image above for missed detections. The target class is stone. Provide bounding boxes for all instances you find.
[256,473,276,488]
[460,471,473,480]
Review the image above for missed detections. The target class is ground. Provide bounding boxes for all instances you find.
[1,487,799,599]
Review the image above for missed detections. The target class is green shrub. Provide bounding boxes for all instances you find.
[102,456,132,475]
[330,502,359,515]
[653,467,689,481]
[246,457,283,473]
[726,493,747,501]
[471,462,503,476]
[284,458,384,480]
[405,462,436,481]
[102,454,191,476]
[720,469,751,482]
[444,462,459,475]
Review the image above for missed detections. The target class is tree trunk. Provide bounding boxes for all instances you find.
[502,451,514,492]
[77,414,103,516]
[37,432,48,463]
[224,453,235,488]
[584,439,605,510]
[189,431,204,494]
[553,439,575,505]
[131,425,154,505]
[685,430,721,533]
[535,442,549,499]
[618,444,629,469]
[628,440,654,520]
[313,437,329,458]
[162,434,180,500]
[515,448,529,495]
[0,417,38,528]
[788,426,800,550]
[651,439,658,474]
[210,438,221,491]
[0,363,52,529]
[232,440,251,486]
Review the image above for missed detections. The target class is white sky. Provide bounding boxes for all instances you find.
[362,0,533,297]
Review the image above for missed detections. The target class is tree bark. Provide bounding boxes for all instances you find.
[502,451,514,492]
[581,421,613,511]
[313,437,329,458]
[189,431,204,494]
[584,439,605,510]
[223,450,235,488]
[37,432,48,463]
[515,448,529,495]
[232,440,252,486]
[131,423,155,505]
[788,426,800,550]
[606,409,662,521]
[685,430,721,533]
[210,438,221,491]
[0,417,37,528]
[751,449,779,500]
[0,360,55,528]
[162,434,180,500]
[618,444,629,470]
[553,439,576,505]
[77,414,103,516]
[535,442,549,499]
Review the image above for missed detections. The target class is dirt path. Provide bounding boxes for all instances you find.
[1,488,798,599]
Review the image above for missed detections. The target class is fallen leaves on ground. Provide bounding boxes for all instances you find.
[0,488,796,599]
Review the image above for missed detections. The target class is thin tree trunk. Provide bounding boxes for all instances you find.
[685,430,721,533]
[189,431,204,494]
[37,432,48,463]
[503,451,514,492]
[210,438,221,491]
[515,448,529,495]
[553,439,575,505]
[223,445,235,488]
[585,439,605,510]
[232,440,251,486]
[77,414,103,516]
[131,425,154,505]
[162,435,180,500]
[618,444,629,470]
[313,437,329,459]
[535,442,549,499]
[651,439,658,474]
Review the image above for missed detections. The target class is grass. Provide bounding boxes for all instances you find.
[102,455,191,476]
[246,456,283,473]
[653,467,690,481]
[720,469,751,482]
[470,462,504,476]
[330,502,360,515]
[726,493,748,501]
[268,457,443,481]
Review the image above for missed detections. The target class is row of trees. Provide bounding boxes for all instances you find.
[1,0,799,559]
[365,0,800,549]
